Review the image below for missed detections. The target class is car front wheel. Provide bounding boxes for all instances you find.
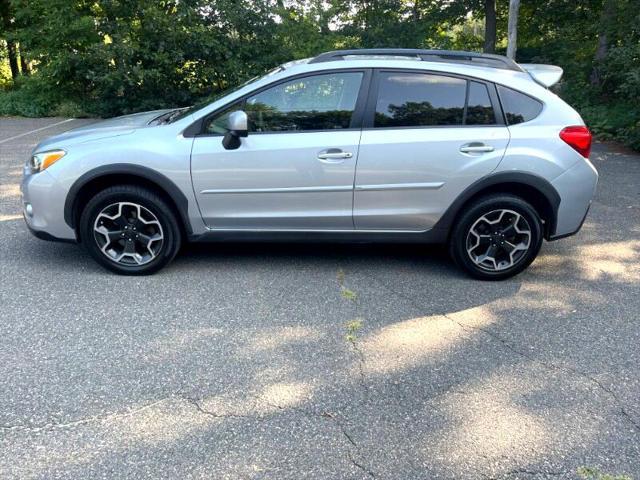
[79,185,182,275]
[449,194,543,280]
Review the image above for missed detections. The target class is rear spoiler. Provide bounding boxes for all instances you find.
[520,64,563,87]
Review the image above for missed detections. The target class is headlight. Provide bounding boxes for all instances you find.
[30,150,66,173]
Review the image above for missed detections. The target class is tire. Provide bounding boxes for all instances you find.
[79,185,182,275]
[449,194,543,280]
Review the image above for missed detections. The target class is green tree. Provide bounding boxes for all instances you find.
[0,0,19,79]
[1,0,638,150]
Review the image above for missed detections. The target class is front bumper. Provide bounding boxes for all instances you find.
[21,166,77,242]
[25,220,77,243]
[549,158,598,239]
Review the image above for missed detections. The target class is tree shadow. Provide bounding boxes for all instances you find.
[2,142,639,478]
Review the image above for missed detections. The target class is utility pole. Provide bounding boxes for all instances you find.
[506,0,521,60]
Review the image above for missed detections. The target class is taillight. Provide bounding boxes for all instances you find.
[560,126,592,159]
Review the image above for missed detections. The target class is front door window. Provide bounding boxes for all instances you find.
[245,72,363,132]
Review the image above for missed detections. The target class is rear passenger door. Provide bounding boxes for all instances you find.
[354,70,510,230]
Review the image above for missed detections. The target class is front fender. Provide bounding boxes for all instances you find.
[63,163,194,236]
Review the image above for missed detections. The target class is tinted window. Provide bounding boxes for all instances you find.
[245,72,363,132]
[375,72,466,127]
[466,81,496,125]
[497,85,543,125]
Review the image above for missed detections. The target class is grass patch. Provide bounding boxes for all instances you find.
[341,288,357,302]
[345,319,363,343]
[336,268,357,302]
[577,467,632,480]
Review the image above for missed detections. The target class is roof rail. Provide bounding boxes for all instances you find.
[308,49,523,72]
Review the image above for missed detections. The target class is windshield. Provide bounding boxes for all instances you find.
[168,66,284,123]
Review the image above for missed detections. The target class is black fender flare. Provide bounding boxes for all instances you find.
[432,171,561,238]
[64,163,192,235]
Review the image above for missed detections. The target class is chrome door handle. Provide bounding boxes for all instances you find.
[317,149,353,162]
[460,143,494,154]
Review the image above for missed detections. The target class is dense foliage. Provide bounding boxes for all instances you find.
[0,0,638,148]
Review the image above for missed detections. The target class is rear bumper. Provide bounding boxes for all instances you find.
[549,158,598,239]
[548,202,590,241]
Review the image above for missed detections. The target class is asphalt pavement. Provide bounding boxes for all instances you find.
[1,117,639,479]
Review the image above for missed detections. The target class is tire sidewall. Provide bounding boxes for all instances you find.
[80,187,181,275]
[450,195,543,280]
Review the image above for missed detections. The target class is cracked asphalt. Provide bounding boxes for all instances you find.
[1,117,639,479]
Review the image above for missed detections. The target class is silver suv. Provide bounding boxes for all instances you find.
[22,49,598,279]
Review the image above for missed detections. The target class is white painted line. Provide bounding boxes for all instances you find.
[0,214,22,222]
[0,118,76,145]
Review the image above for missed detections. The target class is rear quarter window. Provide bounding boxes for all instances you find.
[497,85,543,125]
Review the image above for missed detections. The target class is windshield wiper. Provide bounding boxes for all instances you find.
[149,108,189,125]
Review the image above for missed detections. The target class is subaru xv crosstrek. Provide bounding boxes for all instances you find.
[22,49,598,279]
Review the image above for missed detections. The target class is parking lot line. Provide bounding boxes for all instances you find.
[0,118,75,145]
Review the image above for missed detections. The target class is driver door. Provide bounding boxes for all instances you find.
[190,70,367,230]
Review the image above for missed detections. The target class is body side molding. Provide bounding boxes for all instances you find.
[201,185,353,195]
[355,182,445,191]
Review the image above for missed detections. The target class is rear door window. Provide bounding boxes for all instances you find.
[466,81,496,125]
[374,72,466,127]
[373,71,499,128]
[497,85,543,125]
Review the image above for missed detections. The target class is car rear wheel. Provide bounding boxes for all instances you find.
[449,194,543,280]
[79,185,181,275]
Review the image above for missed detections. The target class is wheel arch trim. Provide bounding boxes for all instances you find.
[64,163,193,236]
[433,171,561,239]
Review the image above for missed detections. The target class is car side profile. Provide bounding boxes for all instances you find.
[21,49,598,279]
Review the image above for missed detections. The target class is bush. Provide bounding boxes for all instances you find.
[570,42,640,150]
[0,73,89,118]
[52,101,88,118]
[575,102,640,150]
[0,88,54,117]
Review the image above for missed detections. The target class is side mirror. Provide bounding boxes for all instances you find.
[222,110,248,150]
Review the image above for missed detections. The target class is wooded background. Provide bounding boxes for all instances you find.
[1,0,638,149]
